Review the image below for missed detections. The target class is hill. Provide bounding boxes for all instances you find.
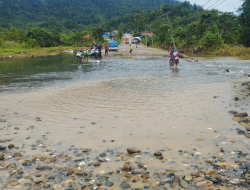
[0,0,181,31]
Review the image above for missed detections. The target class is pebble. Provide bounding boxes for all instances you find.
[180,180,189,189]
[93,163,101,167]
[184,176,192,181]
[154,152,162,156]
[10,182,20,186]
[127,148,141,154]
[98,157,105,162]
[105,181,113,187]
[193,177,205,183]
[99,152,106,157]
[120,182,130,189]
[157,169,166,175]
[234,112,248,117]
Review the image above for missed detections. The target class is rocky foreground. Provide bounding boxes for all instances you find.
[0,82,250,190]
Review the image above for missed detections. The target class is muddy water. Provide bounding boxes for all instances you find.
[0,55,249,177]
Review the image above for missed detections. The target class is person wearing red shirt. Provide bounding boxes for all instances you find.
[105,44,109,56]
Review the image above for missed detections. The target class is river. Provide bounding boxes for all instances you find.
[0,54,249,188]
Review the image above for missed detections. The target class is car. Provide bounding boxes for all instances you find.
[109,41,118,52]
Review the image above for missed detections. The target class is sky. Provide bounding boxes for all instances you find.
[186,0,242,13]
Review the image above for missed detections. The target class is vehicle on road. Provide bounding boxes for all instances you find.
[109,41,118,52]
[125,38,129,44]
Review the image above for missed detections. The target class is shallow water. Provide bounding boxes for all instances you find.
[0,55,250,177]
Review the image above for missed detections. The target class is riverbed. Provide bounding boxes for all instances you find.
[0,54,250,189]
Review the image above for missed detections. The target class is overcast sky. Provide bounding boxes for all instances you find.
[186,0,242,14]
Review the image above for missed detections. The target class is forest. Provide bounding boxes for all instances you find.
[0,0,250,56]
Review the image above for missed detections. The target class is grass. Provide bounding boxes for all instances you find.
[0,41,88,59]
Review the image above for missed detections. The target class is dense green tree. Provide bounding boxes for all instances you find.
[238,0,250,46]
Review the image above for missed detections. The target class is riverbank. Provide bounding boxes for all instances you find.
[0,46,90,61]
[1,54,250,189]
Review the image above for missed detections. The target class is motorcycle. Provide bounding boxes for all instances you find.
[90,48,102,59]
[76,51,83,64]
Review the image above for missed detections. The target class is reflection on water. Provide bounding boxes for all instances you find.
[0,54,249,175]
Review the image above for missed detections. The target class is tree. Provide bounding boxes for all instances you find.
[118,22,125,32]
[26,27,59,47]
[238,0,250,46]
[118,30,123,40]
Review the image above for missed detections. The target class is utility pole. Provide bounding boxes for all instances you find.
[160,12,176,47]
[144,27,147,47]
[149,25,153,45]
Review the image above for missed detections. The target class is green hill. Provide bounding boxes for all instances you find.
[0,0,181,31]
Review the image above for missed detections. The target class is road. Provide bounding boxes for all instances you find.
[106,33,169,58]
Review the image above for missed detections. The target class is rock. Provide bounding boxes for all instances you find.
[7,178,18,184]
[193,177,205,183]
[196,138,204,141]
[122,164,131,171]
[51,156,56,162]
[4,163,11,168]
[196,181,207,187]
[10,182,19,186]
[99,153,106,157]
[133,176,140,182]
[157,169,166,176]
[78,162,86,168]
[234,97,239,101]
[246,127,250,131]
[180,180,189,189]
[173,176,180,184]
[43,183,50,188]
[125,173,132,178]
[73,168,80,173]
[154,152,162,156]
[93,162,101,167]
[216,162,239,169]
[166,169,177,173]
[127,148,141,154]
[30,125,34,129]
[83,188,91,190]
[201,187,209,190]
[105,181,114,187]
[121,154,129,161]
[245,133,250,138]
[234,112,248,117]
[120,182,130,189]
[0,152,4,157]
[207,170,217,175]
[184,176,192,181]
[137,162,145,168]
[231,140,236,143]
[228,110,237,114]
[55,164,64,170]
[98,157,105,162]
[32,154,42,159]
[0,147,6,151]
[13,152,22,157]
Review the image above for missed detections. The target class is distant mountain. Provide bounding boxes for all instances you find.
[0,0,181,30]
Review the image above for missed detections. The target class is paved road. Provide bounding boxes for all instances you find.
[105,33,170,58]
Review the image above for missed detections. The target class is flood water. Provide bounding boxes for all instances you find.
[0,54,250,177]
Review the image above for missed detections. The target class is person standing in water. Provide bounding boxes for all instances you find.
[169,46,175,66]
[129,44,133,55]
[172,49,181,69]
[83,50,89,63]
